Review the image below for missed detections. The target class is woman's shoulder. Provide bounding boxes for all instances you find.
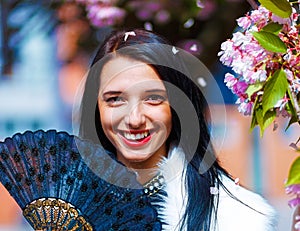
[213,174,278,231]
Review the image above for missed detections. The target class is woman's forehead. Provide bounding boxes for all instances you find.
[99,57,164,91]
[101,57,149,77]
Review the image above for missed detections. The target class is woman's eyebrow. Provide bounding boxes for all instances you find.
[102,91,122,96]
[145,89,167,93]
[101,89,166,98]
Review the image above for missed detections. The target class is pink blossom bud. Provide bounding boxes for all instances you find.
[224,73,237,88]
[236,16,251,30]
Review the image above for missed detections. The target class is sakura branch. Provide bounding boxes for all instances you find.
[219,0,300,215]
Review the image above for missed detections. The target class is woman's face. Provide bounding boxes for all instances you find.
[98,57,172,169]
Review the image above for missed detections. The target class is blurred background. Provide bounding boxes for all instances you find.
[0,0,298,230]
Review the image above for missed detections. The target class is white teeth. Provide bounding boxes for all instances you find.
[123,131,149,141]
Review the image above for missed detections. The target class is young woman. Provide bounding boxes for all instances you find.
[78,28,277,231]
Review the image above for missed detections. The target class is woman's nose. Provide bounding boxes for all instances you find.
[125,103,146,128]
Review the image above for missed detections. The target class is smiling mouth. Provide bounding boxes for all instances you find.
[122,131,151,141]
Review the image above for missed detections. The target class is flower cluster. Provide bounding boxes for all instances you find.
[66,0,209,55]
[219,1,300,217]
[73,0,126,27]
[218,6,300,118]
[69,0,217,30]
[61,0,247,57]
[286,184,300,208]
[128,1,169,24]
[286,183,300,230]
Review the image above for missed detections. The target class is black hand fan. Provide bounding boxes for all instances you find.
[0,130,163,231]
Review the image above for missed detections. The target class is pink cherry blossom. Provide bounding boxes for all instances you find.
[86,4,126,27]
[238,101,253,116]
[249,6,269,29]
[236,16,252,30]
[286,182,300,196]
[289,197,300,208]
[232,81,248,96]
[274,96,289,112]
[292,79,300,93]
[75,0,118,4]
[154,10,170,24]
[284,69,294,82]
[219,5,300,119]
[128,1,163,21]
[224,73,237,88]
[231,31,250,47]
[284,183,300,208]
[250,69,267,82]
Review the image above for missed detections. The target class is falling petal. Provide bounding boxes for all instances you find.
[289,143,300,151]
[172,46,179,54]
[144,22,153,31]
[124,31,136,41]
[197,0,205,8]
[234,177,240,185]
[177,39,202,56]
[210,186,219,195]
[86,5,126,27]
[197,77,207,87]
[184,18,194,28]
[197,1,217,20]
[295,221,300,230]
[190,44,198,52]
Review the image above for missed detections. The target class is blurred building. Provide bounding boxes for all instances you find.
[0,3,69,141]
[0,5,70,230]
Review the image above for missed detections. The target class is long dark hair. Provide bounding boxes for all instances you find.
[79,28,228,231]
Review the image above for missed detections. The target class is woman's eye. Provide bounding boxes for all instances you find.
[146,95,166,104]
[105,96,125,106]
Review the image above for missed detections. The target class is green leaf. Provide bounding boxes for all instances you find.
[250,114,258,132]
[250,99,260,131]
[286,157,300,186]
[287,86,298,116]
[246,82,264,99]
[254,105,276,136]
[285,98,298,131]
[262,110,276,132]
[252,31,287,53]
[262,23,283,35]
[255,105,264,131]
[286,114,299,131]
[262,69,289,116]
[258,0,292,18]
[285,85,299,130]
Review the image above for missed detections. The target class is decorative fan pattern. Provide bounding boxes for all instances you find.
[0,130,163,231]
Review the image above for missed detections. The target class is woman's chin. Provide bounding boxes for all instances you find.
[122,153,152,163]
[116,151,157,169]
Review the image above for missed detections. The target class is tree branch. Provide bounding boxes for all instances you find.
[246,0,259,9]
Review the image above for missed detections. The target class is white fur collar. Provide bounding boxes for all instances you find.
[214,175,278,231]
[157,146,187,231]
[154,146,278,231]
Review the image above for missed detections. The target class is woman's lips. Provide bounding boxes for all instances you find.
[118,130,152,147]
